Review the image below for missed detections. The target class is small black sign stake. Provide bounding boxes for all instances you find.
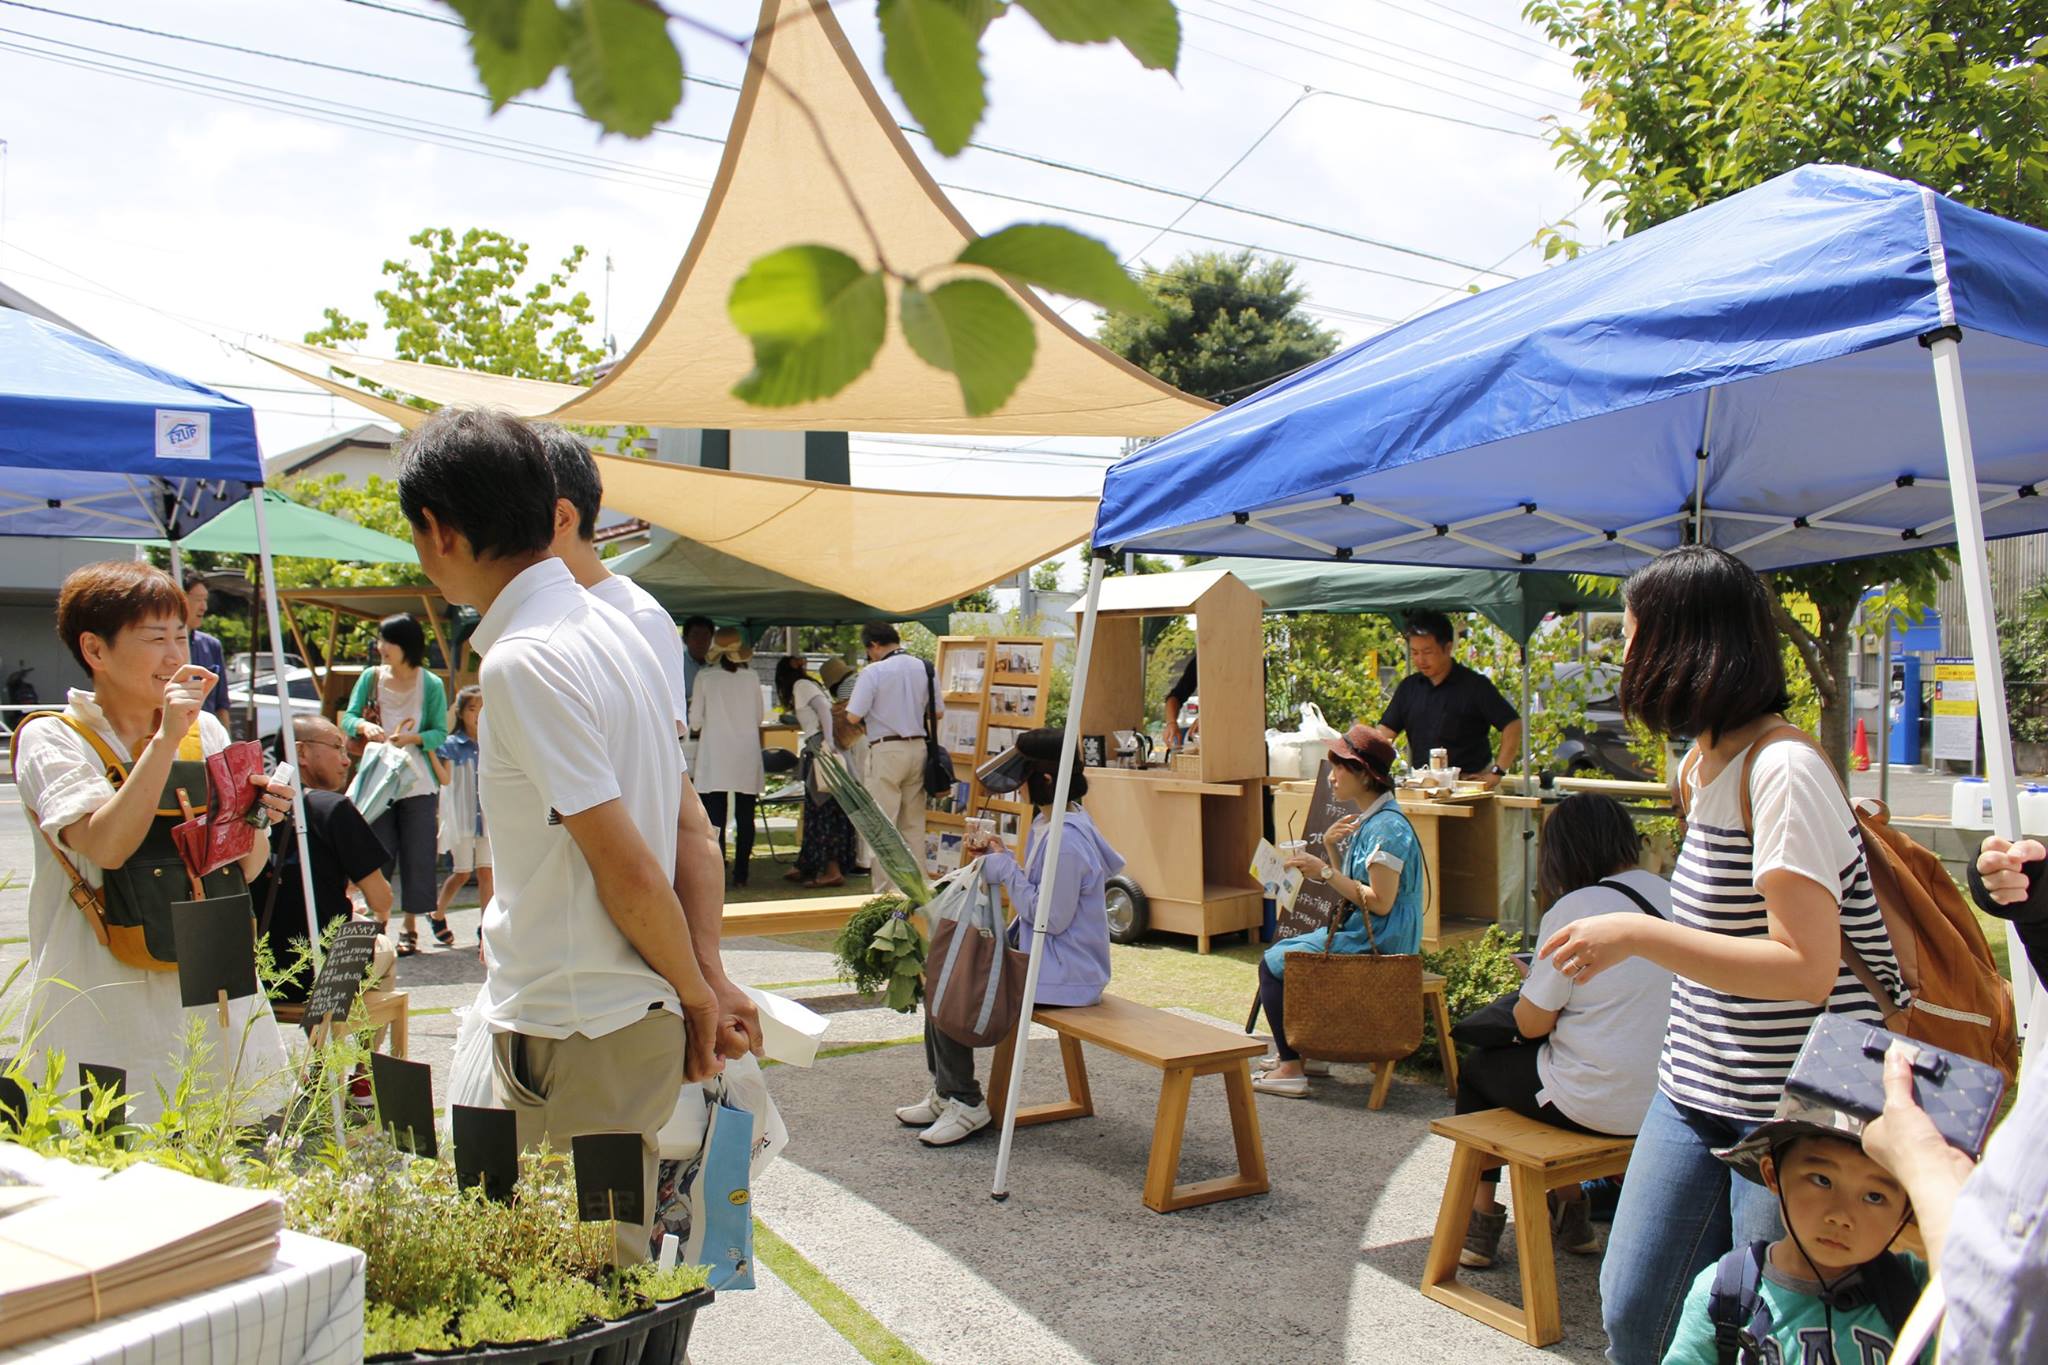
[173,897,259,1026]
[452,1104,520,1202]
[369,1053,437,1158]
[77,1062,128,1142]
[573,1132,644,1263]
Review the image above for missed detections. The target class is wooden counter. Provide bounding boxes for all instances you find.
[1083,765,1264,953]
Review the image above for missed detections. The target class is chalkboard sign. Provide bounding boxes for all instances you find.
[1274,758,1355,940]
[453,1105,520,1203]
[300,919,384,1032]
[371,1053,437,1158]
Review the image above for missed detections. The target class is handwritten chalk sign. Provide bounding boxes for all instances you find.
[300,919,383,1032]
[1274,758,1354,940]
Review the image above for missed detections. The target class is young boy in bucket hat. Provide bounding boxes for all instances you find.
[1662,1093,1928,1364]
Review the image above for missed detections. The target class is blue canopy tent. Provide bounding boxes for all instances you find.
[994,166,2048,1195]
[0,308,326,966]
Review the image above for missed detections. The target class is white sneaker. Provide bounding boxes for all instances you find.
[895,1088,943,1127]
[918,1098,992,1146]
[1254,1054,1330,1077]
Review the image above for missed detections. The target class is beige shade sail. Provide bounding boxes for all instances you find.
[254,0,1214,437]
[589,454,1095,613]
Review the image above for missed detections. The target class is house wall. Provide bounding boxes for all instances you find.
[0,538,144,706]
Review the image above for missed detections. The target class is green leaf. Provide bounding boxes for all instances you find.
[900,279,1036,416]
[728,247,887,407]
[1016,0,1179,71]
[562,0,683,139]
[956,223,1156,315]
[879,0,987,156]
[447,0,573,107]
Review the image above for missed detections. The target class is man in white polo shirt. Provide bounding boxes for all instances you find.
[846,622,942,894]
[531,426,760,1051]
[397,408,725,1263]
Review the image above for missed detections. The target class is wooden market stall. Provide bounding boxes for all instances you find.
[926,635,1054,877]
[1072,571,1266,953]
[275,584,476,714]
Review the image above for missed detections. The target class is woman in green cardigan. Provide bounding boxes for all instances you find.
[340,614,449,953]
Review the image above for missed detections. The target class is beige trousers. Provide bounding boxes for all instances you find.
[489,1008,685,1264]
[863,740,928,895]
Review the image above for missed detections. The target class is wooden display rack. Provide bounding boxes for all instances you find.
[924,636,1052,878]
[1072,571,1267,953]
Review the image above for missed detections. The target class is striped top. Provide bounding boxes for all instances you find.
[1661,738,1909,1121]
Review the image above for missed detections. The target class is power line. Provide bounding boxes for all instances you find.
[1379,0,1574,65]
[1206,0,1580,110]
[3,0,1528,277]
[1183,40,1549,142]
[1177,1,1566,124]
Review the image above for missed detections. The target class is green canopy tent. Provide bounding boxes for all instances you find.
[612,533,950,637]
[125,488,419,563]
[1187,557,1617,642]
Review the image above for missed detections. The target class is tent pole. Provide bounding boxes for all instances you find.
[1690,389,1716,543]
[1519,642,1533,940]
[991,552,1106,1201]
[1876,585,1892,807]
[252,489,326,971]
[1925,334,2036,1049]
[169,539,182,583]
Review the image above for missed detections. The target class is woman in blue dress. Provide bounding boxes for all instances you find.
[1254,724,1424,1098]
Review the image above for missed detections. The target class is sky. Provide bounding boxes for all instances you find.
[0,0,1607,507]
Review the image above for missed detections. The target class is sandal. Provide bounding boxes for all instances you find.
[805,875,846,889]
[396,929,420,957]
[429,916,455,947]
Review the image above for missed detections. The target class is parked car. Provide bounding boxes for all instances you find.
[223,653,323,740]
[1548,662,1657,783]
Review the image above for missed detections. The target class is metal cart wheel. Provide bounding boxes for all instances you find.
[1104,875,1149,944]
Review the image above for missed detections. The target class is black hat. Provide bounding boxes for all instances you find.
[1015,727,1068,765]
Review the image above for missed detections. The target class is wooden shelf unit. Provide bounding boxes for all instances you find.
[1070,570,1269,952]
[924,636,1052,879]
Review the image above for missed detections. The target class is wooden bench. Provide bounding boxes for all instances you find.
[720,894,871,940]
[988,993,1271,1213]
[273,989,412,1059]
[1420,1109,1635,1347]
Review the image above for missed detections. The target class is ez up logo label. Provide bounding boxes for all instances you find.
[155,409,210,461]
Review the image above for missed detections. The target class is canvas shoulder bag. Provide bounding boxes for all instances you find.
[925,872,1028,1048]
[9,711,240,972]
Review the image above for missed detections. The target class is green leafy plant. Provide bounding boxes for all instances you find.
[1413,926,1527,1075]
[831,894,928,1013]
[814,746,932,904]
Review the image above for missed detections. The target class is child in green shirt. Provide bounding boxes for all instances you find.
[1663,1096,1927,1364]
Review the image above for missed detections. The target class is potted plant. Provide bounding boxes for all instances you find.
[0,959,714,1362]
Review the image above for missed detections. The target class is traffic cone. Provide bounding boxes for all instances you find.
[1852,717,1871,772]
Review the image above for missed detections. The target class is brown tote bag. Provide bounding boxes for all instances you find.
[1284,902,1424,1064]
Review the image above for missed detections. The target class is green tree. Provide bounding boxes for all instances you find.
[1097,250,1342,404]
[1522,0,2045,770]
[1263,615,1401,734]
[1031,560,1064,593]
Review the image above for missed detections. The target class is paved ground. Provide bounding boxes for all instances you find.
[0,765,2021,1363]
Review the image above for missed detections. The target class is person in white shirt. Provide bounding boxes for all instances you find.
[688,629,767,885]
[397,408,744,1263]
[533,424,753,1032]
[845,622,943,894]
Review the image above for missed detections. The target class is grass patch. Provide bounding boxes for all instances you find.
[753,977,841,992]
[410,1005,455,1018]
[1106,938,1263,1024]
[0,936,24,947]
[753,1220,933,1365]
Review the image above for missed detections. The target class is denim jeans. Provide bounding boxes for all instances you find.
[1600,1090,1784,1363]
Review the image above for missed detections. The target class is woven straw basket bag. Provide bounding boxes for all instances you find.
[1284,901,1423,1064]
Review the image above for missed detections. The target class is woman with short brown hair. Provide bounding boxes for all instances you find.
[13,561,294,1119]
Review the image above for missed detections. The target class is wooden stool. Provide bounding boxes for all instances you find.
[1366,971,1459,1110]
[274,990,411,1059]
[988,994,1271,1213]
[1420,1108,1634,1347]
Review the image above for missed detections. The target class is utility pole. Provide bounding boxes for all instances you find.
[603,251,616,356]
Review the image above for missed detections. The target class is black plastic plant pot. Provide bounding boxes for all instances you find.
[370,1287,714,1365]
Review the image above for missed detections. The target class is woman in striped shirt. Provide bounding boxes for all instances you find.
[1537,546,1908,1363]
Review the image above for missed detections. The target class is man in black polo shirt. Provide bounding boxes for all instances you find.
[1373,611,1523,789]
[255,715,394,1001]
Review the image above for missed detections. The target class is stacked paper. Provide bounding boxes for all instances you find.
[0,1162,281,1349]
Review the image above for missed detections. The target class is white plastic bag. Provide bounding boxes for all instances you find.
[656,1054,787,1178]
[1267,702,1340,778]
[438,995,498,1145]
[740,985,830,1067]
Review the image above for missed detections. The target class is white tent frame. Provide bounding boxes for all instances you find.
[991,329,2034,1199]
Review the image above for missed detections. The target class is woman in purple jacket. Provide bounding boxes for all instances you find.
[898,727,1123,1148]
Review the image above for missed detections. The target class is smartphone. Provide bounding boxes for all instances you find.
[1511,952,1534,977]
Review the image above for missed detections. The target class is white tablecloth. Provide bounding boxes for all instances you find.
[0,1230,365,1365]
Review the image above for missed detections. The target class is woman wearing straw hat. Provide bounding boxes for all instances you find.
[1255,724,1424,1097]
[687,627,766,886]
